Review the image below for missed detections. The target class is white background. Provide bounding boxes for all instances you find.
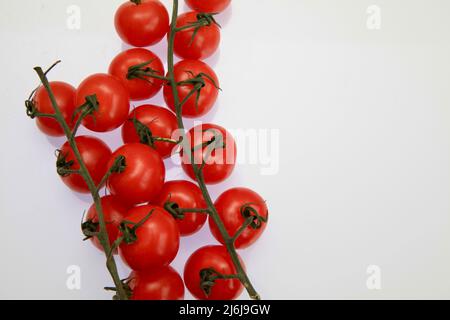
[1,0,450,299]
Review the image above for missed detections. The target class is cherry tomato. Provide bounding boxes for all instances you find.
[210,188,268,249]
[85,195,129,252]
[115,0,169,47]
[155,180,207,236]
[109,48,165,101]
[186,0,231,13]
[163,60,219,118]
[129,266,185,300]
[76,73,130,132]
[119,205,179,271]
[184,245,243,300]
[33,81,76,136]
[107,143,165,205]
[121,105,179,159]
[174,11,221,60]
[181,124,236,184]
[58,136,112,193]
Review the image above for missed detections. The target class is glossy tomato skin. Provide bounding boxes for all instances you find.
[76,73,130,132]
[34,81,76,136]
[115,0,169,47]
[174,12,221,60]
[121,105,179,159]
[107,143,165,205]
[184,245,244,300]
[86,195,129,252]
[59,136,112,193]
[155,180,207,236]
[129,267,185,300]
[186,0,231,13]
[119,205,180,271]
[181,124,236,184]
[109,48,165,101]
[163,60,219,118]
[210,188,268,249]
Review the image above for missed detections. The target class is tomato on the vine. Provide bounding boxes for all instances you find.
[184,245,243,300]
[129,266,185,300]
[121,105,179,159]
[76,73,130,132]
[119,205,179,271]
[85,195,129,252]
[163,60,219,118]
[109,48,165,101]
[185,0,231,13]
[107,143,165,205]
[155,180,207,236]
[210,188,268,249]
[33,81,76,136]
[58,136,112,193]
[174,12,221,60]
[115,0,169,47]
[181,123,236,184]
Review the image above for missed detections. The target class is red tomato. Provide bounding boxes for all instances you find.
[163,60,219,118]
[85,195,129,252]
[121,105,179,159]
[155,180,207,236]
[58,136,112,193]
[210,188,268,249]
[115,0,169,47]
[184,245,243,300]
[109,48,165,101]
[76,74,130,132]
[129,266,185,300]
[106,143,165,205]
[186,0,231,13]
[174,12,221,60]
[181,124,236,184]
[119,205,179,271]
[33,81,76,136]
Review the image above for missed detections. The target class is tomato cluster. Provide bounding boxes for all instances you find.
[30,0,268,300]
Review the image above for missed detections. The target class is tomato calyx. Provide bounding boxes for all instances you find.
[55,150,78,177]
[118,209,155,245]
[177,71,221,111]
[105,276,133,300]
[176,13,221,46]
[127,60,168,84]
[129,116,181,149]
[81,218,99,241]
[240,203,268,230]
[199,268,239,297]
[70,94,100,137]
[164,200,210,220]
[129,0,142,5]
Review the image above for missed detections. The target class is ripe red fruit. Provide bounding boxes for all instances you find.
[163,60,219,118]
[121,105,179,159]
[115,0,169,47]
[106,143,165,205]
[184,245,244,300]
[181,123,236,184]
[33,81,76,136]
[129,267,185,300]
[155,180,207,236]
[185,0,231,13]
[119,205,180,271]
[210,188,268,249]
[76,73,130,132]
[58,136,112,193]
[85,195,129,252]
[174,11,221,60]
[109,48,165,101]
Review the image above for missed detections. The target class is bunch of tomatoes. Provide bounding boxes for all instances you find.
[29,0,268,300]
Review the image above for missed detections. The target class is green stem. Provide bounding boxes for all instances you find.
[167,0,261,300]
[33,67,128,300]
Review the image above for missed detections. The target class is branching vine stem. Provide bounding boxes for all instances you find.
[32,66,128,300]
[167,0,261,300]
